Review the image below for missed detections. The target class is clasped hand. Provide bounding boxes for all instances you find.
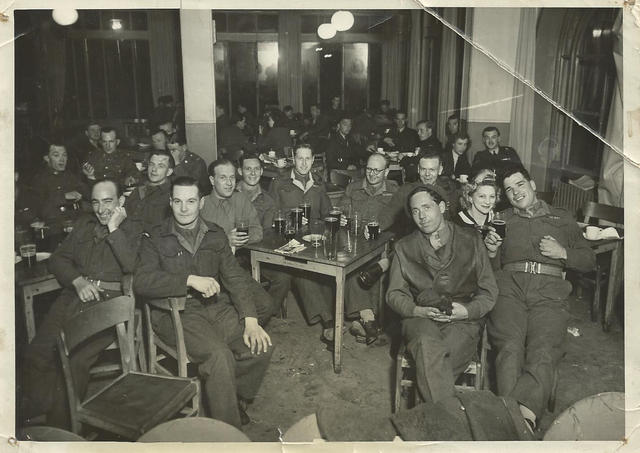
[413,302,468,322]
[539,235,567,260]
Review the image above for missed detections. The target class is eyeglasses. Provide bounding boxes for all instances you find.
[365,167,384,176]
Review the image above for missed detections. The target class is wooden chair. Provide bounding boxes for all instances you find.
[551,181,594,219]
[393,325,490,413]
[89,275,147,376]
[329,170,353,188]
[57,295,199,439]
[578,201,624,327]
[143,296,194,378]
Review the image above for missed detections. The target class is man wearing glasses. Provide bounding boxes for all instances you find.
[340,153,398,344]
[379,151,459,237]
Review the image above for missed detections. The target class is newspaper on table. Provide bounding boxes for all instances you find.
[275,239,306,255]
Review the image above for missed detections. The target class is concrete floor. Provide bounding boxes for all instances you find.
[241,290,624,441]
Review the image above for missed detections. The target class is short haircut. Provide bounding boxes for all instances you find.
[406,185,445,217]
[416,119,434,130]
[92,178,121,198]
[482,126,500,137]
[101,127,117,137]
[148,149,175,169]
[208,157,235,177]
[453,132,470,142]
[338,115,353,124]
[283,105,294,113]
[45,142,66,156]
[419,151,442,165]
[295,144,313,156]
[171,175,201,198]
[86,121,100,129]
[395,111,407,118]
[447,114,459,122]
[502,165,531,184]
[240,153,263,168]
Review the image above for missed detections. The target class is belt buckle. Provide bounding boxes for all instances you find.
[526,261,540,274]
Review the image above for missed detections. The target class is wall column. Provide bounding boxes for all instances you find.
[180,9,217,165]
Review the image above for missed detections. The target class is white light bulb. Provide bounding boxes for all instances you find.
[317,23,336,40]
[52,9,79,26]
[331,11,354,32]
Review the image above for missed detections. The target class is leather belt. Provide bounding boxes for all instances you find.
[503,261,564,278]
[86,278,122,292]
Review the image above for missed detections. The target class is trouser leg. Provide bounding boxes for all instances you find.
[261,264,293,317]
[344,274,377,317]
[510,277,571,418]
[402,317,480,404]
[488,272,528,397]
[293,271,333,324]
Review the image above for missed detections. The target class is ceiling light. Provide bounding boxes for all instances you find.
[317,23,336,40]
[324,53,333,58]
[52,9,79,26]
[110,18,123,30]
[331,11,354,32]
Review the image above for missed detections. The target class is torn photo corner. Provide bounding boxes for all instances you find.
[2,0,639,451]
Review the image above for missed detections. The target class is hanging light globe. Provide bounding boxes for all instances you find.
[331,11,354,32]
[317,23,337,40]
[52,9,79,26]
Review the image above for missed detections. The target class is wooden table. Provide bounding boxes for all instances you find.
[587,236,624,331]
[246,230,392,373]
[15,258,61,343]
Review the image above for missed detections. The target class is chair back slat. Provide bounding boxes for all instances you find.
[552,181,595,218]
[582,201,624,226]
[61,296,135,353]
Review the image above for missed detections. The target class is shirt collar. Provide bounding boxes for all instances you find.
[169,218,209,254]
[290,169,314,193]
[423,220,451,251]
[237,181,262,202]
[362,179,387,197]
[513,198,550,218]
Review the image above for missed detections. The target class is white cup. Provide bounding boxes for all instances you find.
[459,174,468,184]
[268,150,276,158]
[376,147,384,154]
[585,226,600,240]
[277,158,286,168]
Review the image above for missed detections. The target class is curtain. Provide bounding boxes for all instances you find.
[598,10,623,207]
[406,10,428,127]
[381,15,406,111]
[437,9,462,141]
[509,8,538,172]
[277,11,302,112]
[38,21,66,130]
[149,11,179,105]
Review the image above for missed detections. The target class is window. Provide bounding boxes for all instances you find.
[214,41,279,117]
[300,42,382,113]
[64,10,153,120]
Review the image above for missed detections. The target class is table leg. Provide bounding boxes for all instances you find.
[334,268,346,374]
[377,243,389,328]
[23,286,36,344]
[250,253,261,283]
[603,242,623,331]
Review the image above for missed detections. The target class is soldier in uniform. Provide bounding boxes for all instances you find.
[21,179,137,428]
[483,166,595,431]
[31,143,88,225]
[340,153,398,343]
[124,149,174,235]
[83,128,140,187]
[134,176,273,428]
[387,184,497,404]
[380,152,460,237]
[471,126,522,177]
[167,135,212,195]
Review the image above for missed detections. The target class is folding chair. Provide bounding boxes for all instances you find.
[57,295,199,439]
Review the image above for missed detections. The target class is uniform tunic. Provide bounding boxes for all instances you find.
[471,146,522,176]
[171,150,211,195]
[200,191,263,245]
[31,168,89,223]
[124,180,172,236]
[133,218,273,428]
[85,148,140,185]
[22,215,139,426]
[387,221,497,403]
[487,200,595,418]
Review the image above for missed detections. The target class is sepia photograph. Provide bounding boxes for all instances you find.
[7,2,632,446]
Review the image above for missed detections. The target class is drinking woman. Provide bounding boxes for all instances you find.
[455,175,500,234]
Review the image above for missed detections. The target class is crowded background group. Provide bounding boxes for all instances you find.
[15,96,594,439]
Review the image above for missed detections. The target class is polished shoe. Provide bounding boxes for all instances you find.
[350,319,379,345]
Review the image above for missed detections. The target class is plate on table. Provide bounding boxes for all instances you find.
[36,252,51,262]
[302,234,325,243]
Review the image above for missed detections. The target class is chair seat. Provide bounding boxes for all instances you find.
[79,371,198,439]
